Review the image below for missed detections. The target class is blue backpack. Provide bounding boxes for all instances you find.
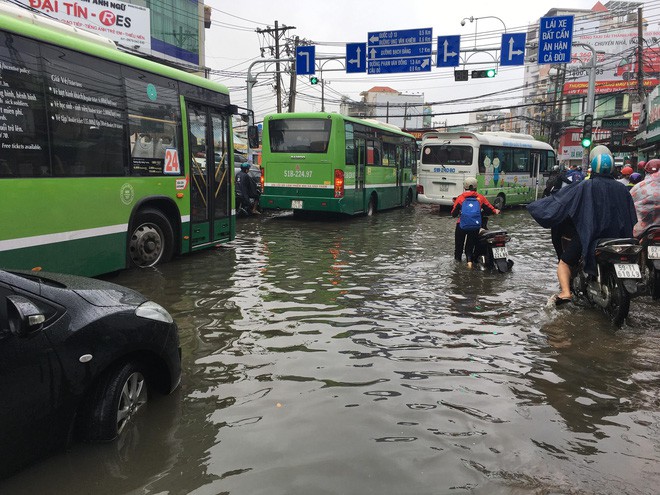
[459,196,482,231]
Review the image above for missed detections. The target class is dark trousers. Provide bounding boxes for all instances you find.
[454,224,479,262]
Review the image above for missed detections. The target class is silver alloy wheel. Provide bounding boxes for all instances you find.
[129,223,164,267]
[117,371,147,435]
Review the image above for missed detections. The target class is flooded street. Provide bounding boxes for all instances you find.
[2,205,659,495]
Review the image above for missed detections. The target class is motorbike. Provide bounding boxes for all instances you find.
[473,218,514,273]
[567,237,644,326]
[638,226,660,300]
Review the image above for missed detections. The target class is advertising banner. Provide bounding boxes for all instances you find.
[563,29,660,95]
[18,0,151,53]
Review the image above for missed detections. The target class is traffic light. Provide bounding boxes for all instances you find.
[581,114,594,148]
[310,76,319,85]
[471,69,497,79]
[454,69,469,81]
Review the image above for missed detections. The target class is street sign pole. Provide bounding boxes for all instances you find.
[573,42,597,166]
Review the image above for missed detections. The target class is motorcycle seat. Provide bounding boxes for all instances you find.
[479,229,507,240]
[596,237,639,247]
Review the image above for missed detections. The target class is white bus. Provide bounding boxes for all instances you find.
[416,131,557,208]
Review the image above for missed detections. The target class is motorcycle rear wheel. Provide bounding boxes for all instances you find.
[603,271,630,326]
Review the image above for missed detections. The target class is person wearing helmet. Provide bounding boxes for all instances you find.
[628,172,642,187]
[451,177,500,268]
[618,165,634,185]
[630,158,660,237]
[235,160,261,215]
[527,148,637,305]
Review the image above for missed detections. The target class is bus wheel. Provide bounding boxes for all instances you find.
[404,189,413,207]
[494,194,506,210]
[367,196,377,216]
[128,209,174,268]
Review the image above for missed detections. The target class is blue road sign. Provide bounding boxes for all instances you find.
[296,46,315,75]
[436,35,460,68]
[500,33,526,66]
[346,42,367,73]
[367,27,432,74]
[538,15,574,65]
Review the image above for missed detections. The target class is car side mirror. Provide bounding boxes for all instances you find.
[247,125,259,149]
[6,295,45,337]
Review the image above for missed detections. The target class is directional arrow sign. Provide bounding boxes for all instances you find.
[367,27,433,74]
[346,42,366,73]
[296,45,315,75]
[437,35,460,67]
[500,33,526,66]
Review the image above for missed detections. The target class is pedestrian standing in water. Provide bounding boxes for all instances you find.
[451,177,500,268]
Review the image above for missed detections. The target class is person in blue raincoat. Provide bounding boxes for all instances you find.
[527,146,637,304]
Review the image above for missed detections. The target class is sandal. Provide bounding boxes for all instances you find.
[554,295,572,306]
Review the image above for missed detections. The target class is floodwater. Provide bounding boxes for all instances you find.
[2,205,659,495]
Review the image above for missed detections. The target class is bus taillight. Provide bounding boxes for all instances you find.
[260,165,265,190]
[334,169,344,198]
[417,184,424,195]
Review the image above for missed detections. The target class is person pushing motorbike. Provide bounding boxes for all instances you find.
[527,146,637,305]
[235,161,261,215]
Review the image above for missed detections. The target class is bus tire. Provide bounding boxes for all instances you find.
[367,195,377,216]
[128,209,174,268]
[404,189,413,207]
[493,194,506,211]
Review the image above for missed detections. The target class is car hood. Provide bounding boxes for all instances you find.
[11,270,147,307]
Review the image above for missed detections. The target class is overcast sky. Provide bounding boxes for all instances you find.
[203,0,648,125]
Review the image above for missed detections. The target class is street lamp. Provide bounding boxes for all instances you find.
[460,15,507,49]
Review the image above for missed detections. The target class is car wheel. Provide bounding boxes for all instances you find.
[81,362,148,442]
[128,209,174,268]
[367,196,377,216]
[404,189,413,207]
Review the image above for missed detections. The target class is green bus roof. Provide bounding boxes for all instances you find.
[265,112,416,139]
[0,4,229,96]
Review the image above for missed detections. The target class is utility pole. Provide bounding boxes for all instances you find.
[637,7,644,100]
[256,21,295,113]
[288,36,299,112]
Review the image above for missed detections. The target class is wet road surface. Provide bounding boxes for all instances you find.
[2,205,659,495]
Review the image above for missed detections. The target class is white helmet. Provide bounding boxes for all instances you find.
[463,177,477,191]
[589,145,612,162]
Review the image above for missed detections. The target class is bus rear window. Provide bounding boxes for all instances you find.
[421,145,473,165]
[269,118,331,153]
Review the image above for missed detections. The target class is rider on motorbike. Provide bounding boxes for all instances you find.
[527,146,637,305]
[630,159,660,237]
[236,161,261,215]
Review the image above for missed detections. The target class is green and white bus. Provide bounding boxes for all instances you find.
[260,112,417,216]
[0,4,239,277]
[416,131,557,209]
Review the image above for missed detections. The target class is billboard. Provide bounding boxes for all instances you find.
[563,29,660,95]
[19,0,151,53]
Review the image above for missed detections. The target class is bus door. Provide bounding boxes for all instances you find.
[187,103,231,247]
[530,151,542,200]
[355,137,367,213]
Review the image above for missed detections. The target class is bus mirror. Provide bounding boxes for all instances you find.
[247,125,259,148]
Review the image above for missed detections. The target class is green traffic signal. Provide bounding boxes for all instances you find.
[581,137,593,148]
[310,76,319,84]
[471,69,497,79]
[486,68,496,78]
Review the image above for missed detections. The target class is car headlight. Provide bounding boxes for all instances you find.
[135,301,174,324]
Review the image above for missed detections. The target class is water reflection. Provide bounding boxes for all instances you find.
[1,207,658,495]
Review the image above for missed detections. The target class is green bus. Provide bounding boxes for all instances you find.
[260,112,417,216]
[0,3,239,277]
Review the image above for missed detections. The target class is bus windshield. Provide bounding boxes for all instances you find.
[421,144,473,166]
[269,118,332,153]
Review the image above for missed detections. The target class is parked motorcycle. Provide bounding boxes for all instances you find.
[567,237,644,325]
[638,226,660,300]
[474,222,514,273]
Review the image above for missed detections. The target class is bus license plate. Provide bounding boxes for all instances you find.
[436,183,449,192]
[291,200,303,209]
[648,245,660,259]
[614,263,641,279]
[492,247,507,259]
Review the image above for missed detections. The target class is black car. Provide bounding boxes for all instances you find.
[0,269,181,478]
